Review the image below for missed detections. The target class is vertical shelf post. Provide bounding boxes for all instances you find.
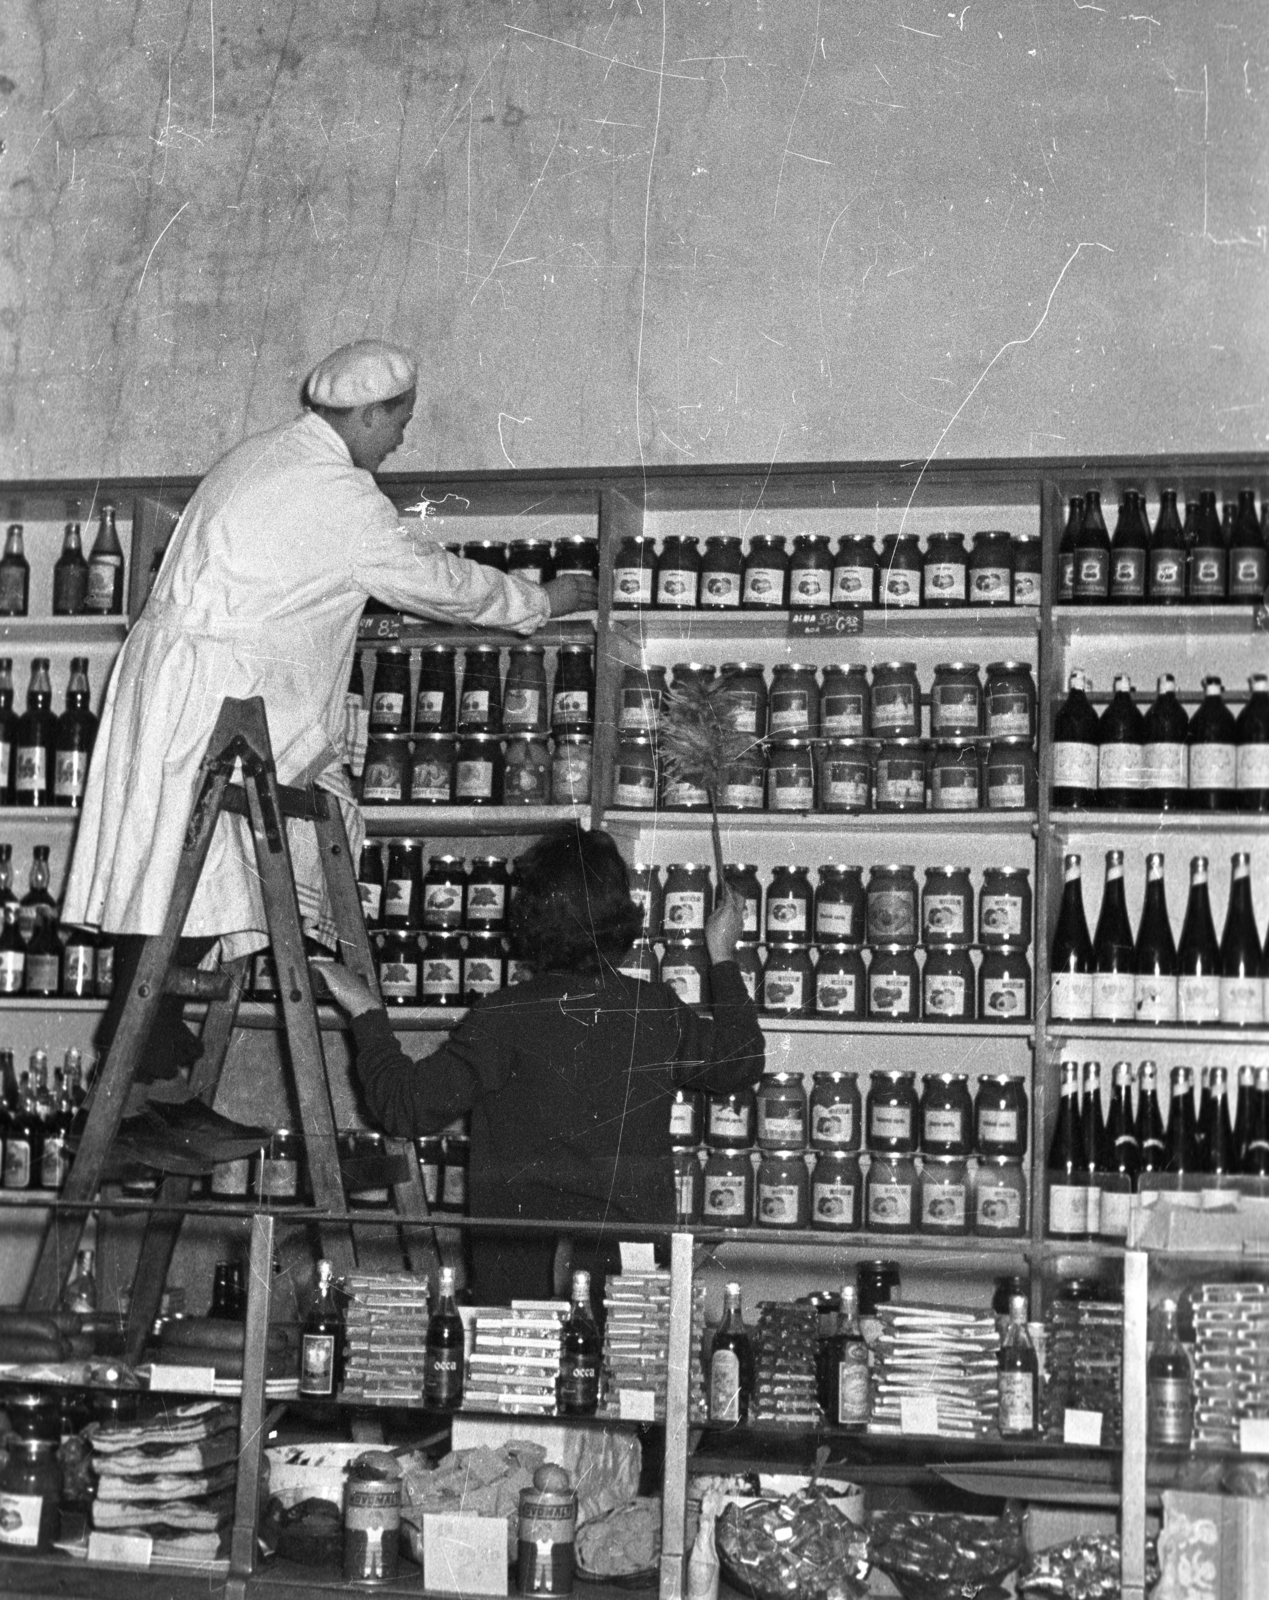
[659,1231,695,1600]
[1121,1248,1149,1600]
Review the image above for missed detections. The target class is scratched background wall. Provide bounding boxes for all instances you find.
[1,0,1266,480]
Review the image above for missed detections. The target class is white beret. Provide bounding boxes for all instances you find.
[304,340,418,408]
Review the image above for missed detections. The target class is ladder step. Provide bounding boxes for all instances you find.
[220,781,325,822]
[163,968,232,1000]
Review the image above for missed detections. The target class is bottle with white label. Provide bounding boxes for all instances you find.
[1097,676,1145,808]
[1052,670,1099,808]
[1047,1059,1088,1239]
[1080,1060,1107,1239]
[1188,677,1237,811]
[1235,672,1269,812]
[1133,853,1178,1023]
[1142,674,1188,811]
[708,1282,753,1424]
[1219,853,1265,1027]
[1177,857,1222,1025]
[997,1293,1038,1436]
[1100,1062,1139,1241]
[1092,851,1136,1022]
[1147,1299,1193,1447]
[1050,854,1094,1021]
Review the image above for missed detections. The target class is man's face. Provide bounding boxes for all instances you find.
[354,387,416,471]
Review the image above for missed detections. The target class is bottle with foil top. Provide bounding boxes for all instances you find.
[1219,851,1264,1027]
[1052,669,1099,808]
[1050,854,1094,1021]
[1134,853,1178,1023]
[1098,675,1145,806]
[1177,856,1222,1025]
[1091,851,1135,1023]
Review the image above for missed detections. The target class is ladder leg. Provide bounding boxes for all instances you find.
[228,1211,274,1587]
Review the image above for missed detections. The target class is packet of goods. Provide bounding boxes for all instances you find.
[575,1496,661,1578]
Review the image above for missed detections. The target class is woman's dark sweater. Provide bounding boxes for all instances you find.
[350,961,764,1227]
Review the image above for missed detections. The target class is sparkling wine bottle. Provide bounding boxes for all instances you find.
[1050,853,1095,1021]
[1235,672,1269,812]
[1080,1059,1107,1238]
[1101,1060,1139,1241]
[1165,1065,1199,1177]
[1219,852,1265,1027]
[1136,1061,1168,1176]
[1204,1065,1237,1177]
[1092,851,1136,1022]
[1047,1059,1088,1239]
[1097,676,1145,808]
[1177,856,1222,1025]
[1142,674,1189,811]
[1133,852,1178,1023]
[1188,677,1237,811]
[1052,670,1100,808]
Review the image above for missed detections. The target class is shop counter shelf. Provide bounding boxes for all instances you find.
[605,809,1037,834]
[362,804,589,836]
[0,617,129,646]
[1050,809,1269,835]
[609,605,1040,642]
[1052,602,1268,635]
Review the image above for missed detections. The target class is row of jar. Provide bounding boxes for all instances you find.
[619,660,1039,743]
[612,733,1038,814]
[361,731,591,807]
[612,529,1041,611]
[676,1070,1030,1158]
[630,937,1034,1023]
[675,1145,1029,1236]
[434,534,599,584]
[362,642,594,738]
[356,848,515,933]
[637,862,1033,953]
[204,1126,471,1213]
[368,928,530,1006]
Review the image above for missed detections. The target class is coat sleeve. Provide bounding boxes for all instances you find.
[350,1007,514,1138]
[669,961,765,1093]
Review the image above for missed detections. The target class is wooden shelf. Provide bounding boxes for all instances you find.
[0,806,80,825]
[611,606,1039,641]
[362,804,588,836]
[759,1017,1033,1038]
[357,616,597,649]
[1050,809,1268,834]
[0,617,128,645]
[606,808,1037,833]
[1053,602,1267,635]
[1045,1021,1269,1047]
[694,1228,1030,1258]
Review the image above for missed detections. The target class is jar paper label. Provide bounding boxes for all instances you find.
[663,966,703,1006]
[982,977,1028,1018]
[924,893,966,938]
[1098,744,1144,789]
[831,567,872,602]
[870,1103,913,1141]
[0,1492,45,1547]
[757,1183,803,1224]
[976,1184,1023,1230]
[815,975,858,1014]
[923,972,966,1015]
[923,562,965,601]
[703,1176,748,1219]
[867,1181,912,1226]
[811,1105,855,1144]
[816,902,855,938]
[766,895,807,934]
[1134,975,1178,1022]
[1143,742,1187,789]
[812,1182,856,1223]
[921,1181,966,1227]
[977,1108,1018,1146]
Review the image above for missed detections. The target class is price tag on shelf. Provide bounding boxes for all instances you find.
[1063,1408,1104,1447]
[357,612,403,641]
[899,1395,939,1435]
[619,1241,657,1274]
[1239,1418,1269,1453]
[88,1532,153,1567]
[148,1364,218,1394]
[787,607,862,637]
[618,1388,657,1423]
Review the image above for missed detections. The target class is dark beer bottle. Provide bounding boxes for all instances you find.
[52,503,90,616]
[1235,672,1269,812]
[1187,489,1226,602]
[1233,1065,1256,1170]
[1056,495,1083,603]
[1052,670,1100,808]
[1228,488,1267,601]
[0,904,24,996]
[0,524,29,617]
[1187,677,1237,811]
[1080,1059,1108,1238]
[1050,853,1095,1021]
[0,660,14,803]
[1108,491,1148,603]
[708,1281,755,1424]
[423,1265,465,1412]
[1142,674,1189,812]
[85,502,126,615]
[13,660,55,807]
[1072,490,1110,604]
[18,846,57,946]
[558,1270,601,1416]
[24,897,61,997]
[1097,676,1145,808]
[53,658,98,809]
[1133,852,1178,1024]
[1177,856,1222,1025]
[1243,1067,1269,1178]
[1101,1060,1140,1241]
[1219,852,1265,1027]
[298,1259,345,1397]
[1147,488,1186,603]
[1091,851,1136,1023]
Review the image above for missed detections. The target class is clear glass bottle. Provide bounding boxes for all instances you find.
[1148,1298,1193,1447]
[997,1292,1038,1437]
[708,1281,754,1424]
[85,501,126,614]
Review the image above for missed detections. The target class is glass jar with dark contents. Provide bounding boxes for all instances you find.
[612,533,657,608]
[756,1073,808,1150]
[810,1071,861,1150]
[551,734,592,803]
[974,1075,1029,1158]
[742,534,789,608]
[986,738,1037,811]
[655,534,701,609]
[814,944,866,1018]
[870,662,921,738]
[618,665,666,734]
[818,739,871,813]
[920,1073,973,1155]
[809,1150,863,1231]
[921,866,973,948]
[979,946,1032,1022]
[868,946,920,1021]
[732,943,763,1004]
[930,740,981,811]
[719,744,766,811]
[979,866,1032,950]
[612,735,657,809]
[0,1439,61,1551]
[867,1070,919,1152]
[552,535,599,581]
[661,937,711,1008]
[423,855,466,930]
[857,1260,901,1316]
[762,944,814,1016]
[370,646,412,733]
[930,662,982,737]
[361,735,410,804]
[503,645,549,733]
[767,738,815,812]
[922,531,968,607]
[702,1147,753,1224]
[706,1087,756,1149]
[669,1089,704,1148]
[464,539,508,572]
[973,1156,1027,1236]
[1011,531,1042,606]
[820,664,870,735]
[375,928,422,1005]
[414,644,458,733]
[789,533,834,607]
[462,931,506,1002]
[765,865,812,945]
[455,732,503,804]
[503,734,552,804]
[700,534,744,608]
[721,863,762,941]
[866,864,918,947]
[718,662,768,737]
[968,529,1014,606]
[984,661,1036,741]
[920,1155,970,1236]
[866,1154,918,1233]
[508,538,554,586]
[922,946,975,1021]
[663,862,712,937]
[874,739,927,812]
[768,664,820,737]
[814,865,864,945]
[458,645,502,732]
[628,863,663,936]
[879,533,922,608]
[421,930,464,1006]
[663,754,710,813]
[832,533,878,606]
[382,840,424,926]
[756,1149,809,1228]
[465,856,509,931]
[552,644,594,733]
[409,733,455,804]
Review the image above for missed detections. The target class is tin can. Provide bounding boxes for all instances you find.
[343,1455,403,1582]
[517,1478,577,1595]
[756,1149,809,1228]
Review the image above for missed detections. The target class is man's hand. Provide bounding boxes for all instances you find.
[543,574,599,617]
[310,960,380,1018]
[705,887,745,965]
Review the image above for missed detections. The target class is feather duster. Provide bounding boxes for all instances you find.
[658,675,756,889]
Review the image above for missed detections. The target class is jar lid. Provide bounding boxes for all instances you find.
[973,528,1012,540]
[557,642,593,655]
[981,866,1030,879]
[750,533,787,547]
[508,643,546,655]
[793,531,831,543]
[672,661,714,675]
[985,659,1033,674]
[875,736,925,748]
[872,943,918,955]
[429,854,465,867]
[922,1153,967,1170]
[880,530,920,543]
[924,865,972,878]
[870,863,916,874]
[668,862,709,872]
[342,1129,385,1147]
[367,732,411,743]
[720,661,765,673]
[870,1067,916,1080]
[874,660,917,672]
[376,644,410,656]
[763,1148,805,1159]
[773,662,817,674]
[813,1070,853,1081]
[926,528,966,541]
[979,1073,1027,1084]
[619,733,655,745]
[5,1391,54,1410]
[772,864,811,875]
[724,862,758,872]
[989,735,1035,748]
[819,863,862,875]
[10,1438,57,1454]
[555,732,591,745]
[817,943,863,955]
[764,1071,803,1086]
[933,661,981,673]
[814,1148,859,1163]
[661,532,698,545]
[419,642,457,656]
[665,935,706,947]
[424,929,463,947]
[471,855,507,867]
[768,736,813,748]
[822,661,867,674]
[510,537,551,549]
[387,836,424,848]
[928,1072,969,1084]
[1012,531,1040,543]
[706,531,742,543]
[458,731,503,743]
[933,738,978,751]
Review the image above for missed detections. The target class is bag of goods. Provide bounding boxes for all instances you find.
[868,1508,1025,1600]
[715,1486,871,1600]
[575,1496,660,1579]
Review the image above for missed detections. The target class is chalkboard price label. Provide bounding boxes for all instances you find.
[357,612,403,641]
[788,606,862,637]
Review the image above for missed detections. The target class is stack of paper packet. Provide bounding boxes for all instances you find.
[340,1272,431,1402]
[598,1270,707,1422]
[867,1303,1000,1438]
[463,1300,566,1414]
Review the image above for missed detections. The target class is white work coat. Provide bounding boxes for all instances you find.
[62,412,550,958]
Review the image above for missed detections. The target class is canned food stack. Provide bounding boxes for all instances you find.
[867,1303,1001,1438]
[1041,1294,1124,1446]
[1188,1282,1269,1449]
[613,658,1037,816]
[464,1303,567,1415]
[749,1301,822,1425]
[598,1269,708,1423]
[339,1273,433,1403]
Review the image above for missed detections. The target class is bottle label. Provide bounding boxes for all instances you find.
[923,1108,964,1145]
[742,566,785,604]
[424,1352,463,1407]
[1190,743,1236,790]
[982,976,1028,1019]
[987,693,1031,738]
[558,1360,599,1409]
[881,569,920,607]
[1073,548,1109,597]
[866,1181,912,1226]
[371,690,406,728]
[702,1174,748,1218]
[1013,571,1040,606]
[460,689,490,724]
[1230,549,1268,595]
[0,952,24,994]
[1092,971,1135,1022]
[791,568,832,605]
[1098,743,1144,791]
[1178,974,1221,1024]
[455,759,494,799]
[769,690,810,732]
[1057,551,1075,601]
[871,685,916,731]
[923,561,966,603]
[758,1111,804,1145]
[1237,745,1269,789]
[1048,1182,1087,1236]
[822,693,865,734]
[362,759,404,802]
[553,688,590,725]
[1134,974,1178,1022]
[1050,971,1094,1020]
[1110,551,1146,597]
[663,965,703,1006]
[763,969,805,1011]
[1143,742,1187,790]
[0,1492,44,1547]
[923,893,967,939]
[423,883,462,922]
[922,1179,967,1228]
[54,748,89,802]
[619,689,659,731]
[816,972,858,1015]
[998,1371,1035,1433]
[1085,1182,1103,1235]
[657,569,698,606]
[1052,742,1098,790]
[25,952,59,993]
[1220,977,1265,1026]
[381,955,420,999]
[970,567,1011,604]
[358,882,383,921]
[836,1357,871,1424]
[870,1104,913,1142]
[923,972,967,1015]
[40,1134,67,1190]
[831,565,872,602]
[980,894,1023,941]
[613,567,653,605]
[1189,552,1225,596]
[86,559,121,611]
[701,572,741,606]
[14,746,46,796]
[868,971,912,1016]
[757,1181,803,1225]
[812,1180,856,1225]
[766,894,807,936]
[422,957,461,998]
[976,1184,1022,1231]
[2,1139,31,1190]
[816,901,854,939]
[709,1349,743,1421]
[664,889,707,932]
[410,759,451,803]
[978,1108,1018,1146]
[1150,554,1185,597]
[64,943,95,990]
[383,878,413,921]
[1149,1378,1192,1445]
[811,1105,855,1146]
[1100,1186,1131,1240]
[503,688,541,729]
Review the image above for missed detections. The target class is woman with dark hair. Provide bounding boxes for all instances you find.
[317,825,764,1303]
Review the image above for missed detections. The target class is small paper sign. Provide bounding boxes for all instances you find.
[618,1387,658,1422]
[899,1395,939,1435]
[1063,1408,1104,1447]
[619,1241,657,1274]
[88,1532,153,1567]
[787,606,862,637]
[148,1364,218,1394]
[1239,1417,1269,1453]
[422,1515,508,1596]
[357,611,403,640]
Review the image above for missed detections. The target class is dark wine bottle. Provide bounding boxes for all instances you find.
[1050,853,1095,1022]
[0,524,29,618]
[1188,676,1237,811]
[13,660,55,808]
[423,1265,465,1412]
[1136,1060,1167,1175]
[1228,487,1267,601]
[997,1293,1039,1437]
[356,844,385,929]
[1134,851,1178,1023]
[1235,672,1269,812]
[53,658,98,809]
[1148,1298,1193,1446]
[1165,1065,1199,1177]
[1052,670,1100,808]
[1204,1065,1237,1177]
[1092,850,1136,1023]
[24,900,60,997]
[558,1269,601,1416]
[1196,1067,1213,1172]
[18,846,56,946]
[1109,491,1148,603]
[1243,1066,1269,1178]
[1148,488,1187,603]
[52,504,89,616]
[1219,851,1265,1027]
[0,660,14,804]
[1097,676,1145,809]
[0,904,24,996]
[1080,1059,1108,1238]
[1187,489,1226,602]
[1233,1064,1256,1170]
[298,1258,345,1397]
[1142,674,1189,812]
[822,1283,870,1429]
[1056,495,1083,604]
[1101,1060,1139,1241]
[708,1280,754,1423]
[1073,489,1111,604]
[1177,856,1222,1025]
[1047,1058,1088,1239]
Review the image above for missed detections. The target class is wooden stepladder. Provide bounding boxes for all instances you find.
[23,695,445,1354]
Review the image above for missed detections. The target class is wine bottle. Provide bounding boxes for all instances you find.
[1243,1066,1269,1178]
[997,1293,1038,1437]
[708,1281,754,1424]
[1101,1060,1139,1241]
[61,1247,97,1314]
[60,922,96,999]
[17,846,56,947]
[1047,1059,1088,1239]
[423,1265,466,1412]
[1050,853,1095,1021]
[53,658,98,809]
[822,1283,870,1429]
[1195,1067,1212,1171]
[1142,675,1189,811]
[1072,489,1111,604]
[1228,487,1266,601]
[1204,1066,1237,1177]
[1052,670,1100,808]
[85,501,126,615]
[1188,676,1238,810]
[1109,491,1148,603]
[298,1258,345,1397]
[1219,852,1265,1026]
[52,504,90,616]
[1136,1062,1167,1175]
[1233,1064,1256,1170]
[1235,672,1269,812]
[0,524,29,618]
[1080,1059,1107,1238]
[1187,489,1227,601]
[1134,852,1178,1023]
[0,661,14,804]
[13,660,55,807]
[1148,1299,1193,1446]
[1092,851,1136,1022]
[1148,488,1186,603]
[24,898,60,997]
[1165,1065,1199,1177]
[558,1269,601,1416]
[2,1069,42,1191]
[0,904,24,996]
[1177,856,1222,1024]
[40,1070,74,1193]
[1056,495,1083,603]
[1097,676,1145,808]
[208,1262,241,1321]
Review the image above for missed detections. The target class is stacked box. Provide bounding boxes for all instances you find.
[868,1303,1000,1438]
[463,1300,567,1414]
[1042,1298,1123,1446]
[598,1270,707,1422]
[751,1301,821,1425]
[340,1272,432,1402]
[1191,1281,1269,1449]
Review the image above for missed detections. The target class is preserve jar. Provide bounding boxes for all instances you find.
[922,531,969,607]
[409,733,456,804]
[358,846,387,932]
[700,534,744,608]
[706,1087,756,1149]
[455,733,502,804]
[414,644,458,732]
[3,1391,59,1442]
[767,738,815,812]
[814,738,868,814]
[973,1156,1027,1236]
[612,735,657,809]
[921,865,974,947]
[733,943,763,1004]
[503,645,549,733]
[874,739,926,811]
[756,1073,808,1149]
[503,734,552,804]
[370,646,412,733]
[465,857,509,930]
[341,1129,390,1208]
[672,1147,704,1224]
[789,533,834,607]
[867,1069,919,1152]
[1011,531,1042,606]
[930,662,982,736]
[857,1260,901,1316]
[984,661,1037,740]
[0,1439,61,1552]
[612,533,657,608]
[552,535,600,581]
[508,538,554,585]
[718,662,768,736]
[669,1088,705,1148]
[361,735,410,804]
[820,664,870,735]
[867,946,920,1022]
[878,533,922,608]
[768,663,819,736]
[968,529,1014,606]
[423,855,466,930]
[974,1075,1029,1158]
[617,666,666,733]
[721,863,762,941]
[761,944,814,1016]
[551,734,592,803]
[765,865,813,945]
[866,863,918,946]
[978,866,1032,950]
[462,931,506,1001]
[979,946,1032,1022]
[929,740,981,811]
[382,840,424,926]
[870,661,921,737]
[256,1128,304,1204]
[619,939,660,984]
[421,930,463,1005]
[742,533,789,608]
[814,864,865,945]
[628,863,663,936]
[702,1147,753,1224]
[464,539,508,571]
[920,1073,973,1155]
[376,928,422,1005]
[719,745,766,811]
[662,937,710,1008]
[810,1071,861,1150]
[865,1153,918,1233]
[663,862,712,936]
[757,1149,809,1228]
[986,738,1037,810]
[458,645,502,732]
[810,1150,863,1230]
[655,534,701,608]
[921,946,975,1022]
[670,660,716,697]
[920,1155,970,1235]
[814,944,866,1018]
[832,533,878,605]
[552,644,594,733]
